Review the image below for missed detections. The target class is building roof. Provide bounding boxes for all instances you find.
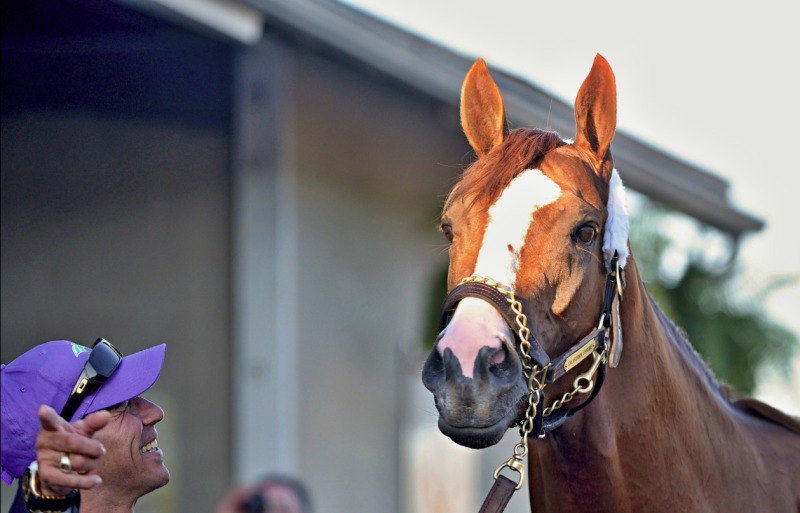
[245,0,762,236]
[129,0,764,236]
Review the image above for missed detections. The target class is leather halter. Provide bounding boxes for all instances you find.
[438,255,623,438]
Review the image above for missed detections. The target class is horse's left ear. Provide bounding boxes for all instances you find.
[574,54,617,174]
[460,59,508,157]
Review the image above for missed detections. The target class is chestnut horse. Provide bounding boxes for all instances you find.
[422,55,800,512]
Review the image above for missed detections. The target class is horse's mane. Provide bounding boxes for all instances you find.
[644,285,732,401]
[448,128,565,208]
[647,286,800,433]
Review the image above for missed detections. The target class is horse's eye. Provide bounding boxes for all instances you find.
[573,225,597,244]
[440,223,454,243]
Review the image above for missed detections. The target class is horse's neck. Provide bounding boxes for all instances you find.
[527,259,747,512]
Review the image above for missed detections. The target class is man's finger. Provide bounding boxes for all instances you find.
[37,448,101,480]
[37,405,70,433]
[46,452,99,474]
[73,410,111,437]
[41,483,75,497]
[38,465,102,492]
[36,431,105,459]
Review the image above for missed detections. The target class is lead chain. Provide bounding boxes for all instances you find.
[460,276,544,489]
[543,356,603,416]
[459,274,606,491]
[458,275,603,420]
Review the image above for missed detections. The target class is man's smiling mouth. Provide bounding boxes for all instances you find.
[139,438,159,454]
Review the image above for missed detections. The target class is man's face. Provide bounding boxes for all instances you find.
[92,396,170,497]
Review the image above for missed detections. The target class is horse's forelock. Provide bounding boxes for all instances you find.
[448,128,566,210]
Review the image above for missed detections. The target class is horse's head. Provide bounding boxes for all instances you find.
[422,55,625,448]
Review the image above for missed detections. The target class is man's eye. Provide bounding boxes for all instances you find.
[107,400,130,412]
[440,223,454,243]
[573,225,597,244]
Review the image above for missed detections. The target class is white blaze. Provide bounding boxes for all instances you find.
[438,169,561,373]
[473,169,562,287]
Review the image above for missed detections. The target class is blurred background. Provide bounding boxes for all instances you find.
[1,1,797,512]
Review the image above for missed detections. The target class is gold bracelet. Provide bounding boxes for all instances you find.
[24,462,69,500]
[29,469,69,500]
[21,462,79,512]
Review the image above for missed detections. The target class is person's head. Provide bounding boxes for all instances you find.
[256,475,312,513]
[91,396,170,498]
[1,339,168,498]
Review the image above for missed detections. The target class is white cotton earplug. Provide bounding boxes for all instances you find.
[602,169,630,270]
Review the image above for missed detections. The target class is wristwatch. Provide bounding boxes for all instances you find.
[21,462,80,513]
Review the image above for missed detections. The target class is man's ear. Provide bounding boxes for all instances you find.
[460,59,508,156]
[574,54,617,169]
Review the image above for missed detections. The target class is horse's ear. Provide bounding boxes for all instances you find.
[460,59,508,157]
[574,54,617,171]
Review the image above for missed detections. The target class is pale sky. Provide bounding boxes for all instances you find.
[341,0,800,409]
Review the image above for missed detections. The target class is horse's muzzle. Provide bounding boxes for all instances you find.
[422,333,526,448]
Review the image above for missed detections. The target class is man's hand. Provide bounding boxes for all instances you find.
[34,405,110,496]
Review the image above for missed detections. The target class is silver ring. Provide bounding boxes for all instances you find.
[59,453,73,473]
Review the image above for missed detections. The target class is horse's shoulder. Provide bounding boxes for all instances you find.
[733,397,800,436]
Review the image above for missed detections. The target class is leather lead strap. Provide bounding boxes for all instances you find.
[478,475,517,513]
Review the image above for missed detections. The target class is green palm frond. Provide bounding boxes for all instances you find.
[631,201,797,395]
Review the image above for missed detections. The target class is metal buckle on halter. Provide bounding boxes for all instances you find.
[573,349,606,394]
[608,259,624,368]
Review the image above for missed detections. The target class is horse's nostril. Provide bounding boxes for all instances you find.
[487,338,521,388]
[490,343,507,366]
[442,348,462,379]
[422,343,446,392]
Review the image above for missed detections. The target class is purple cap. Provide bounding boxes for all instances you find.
[1,341,166,484]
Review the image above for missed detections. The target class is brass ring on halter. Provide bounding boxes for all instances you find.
[59,454,73,473]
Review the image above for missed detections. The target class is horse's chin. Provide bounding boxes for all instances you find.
[437,409,519,449]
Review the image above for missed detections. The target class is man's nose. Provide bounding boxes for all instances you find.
[133,397,165,425]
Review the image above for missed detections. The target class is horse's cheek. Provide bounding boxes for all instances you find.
[551,275,580,317]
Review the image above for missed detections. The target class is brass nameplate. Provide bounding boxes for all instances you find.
[564,338,597,372]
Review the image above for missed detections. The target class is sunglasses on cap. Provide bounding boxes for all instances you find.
[59,338,123,420]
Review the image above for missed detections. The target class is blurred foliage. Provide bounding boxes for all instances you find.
[423,263,449,353]
[630,201,797,395]
[422,199,797,396]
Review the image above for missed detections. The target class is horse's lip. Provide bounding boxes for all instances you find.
[437,408,519,449]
